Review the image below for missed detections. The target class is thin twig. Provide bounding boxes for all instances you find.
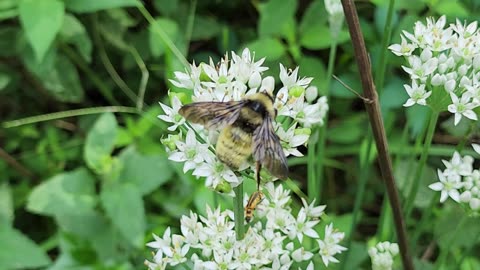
[129,46,149,112]
[340,1,414,269]
[0,147,36,180]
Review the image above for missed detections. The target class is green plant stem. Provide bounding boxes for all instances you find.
[404,110,439,218]
[340,137,374,270]
[2,106,138,128]
[60,45,119,105]
[233,183,245,240]
[310,34,338,201]
[374,0,395,92]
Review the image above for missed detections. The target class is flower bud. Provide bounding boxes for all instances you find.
[446,57,455,68]
[248,71,262,89]
[458,64,469,76]
[389,243,399,255]
[305,86,318,102]
[214,180,232,194]
[420,49,432,62]
[474,55,480,70]
[161,134,181,152]
[470,198,480,210]
[438,53,447,63]
[438,63,448,74]
[431,74,445,86]
[460,191,472,202]
[460,76,471,88]
[289,86,305,98]
[444,79,456,92]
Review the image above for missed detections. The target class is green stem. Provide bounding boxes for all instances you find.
[233,183,245,240]
[339,136,374,270]
[374,0,395,92]
[404,110,439,218]
[2,106,138,128]
[310,34,338,201]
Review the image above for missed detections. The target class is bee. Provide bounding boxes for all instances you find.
[245,190,264,223]
[179,92,288,187]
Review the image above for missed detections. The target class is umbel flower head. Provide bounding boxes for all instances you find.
[158,48,329,193]
[389,16,480,125]
[368,241,399,270]
[428,145,480,214]
[145,183,346,269]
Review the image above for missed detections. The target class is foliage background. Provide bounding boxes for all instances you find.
[0,0,479,269]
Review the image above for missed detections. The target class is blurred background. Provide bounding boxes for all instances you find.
[1,0,479,269]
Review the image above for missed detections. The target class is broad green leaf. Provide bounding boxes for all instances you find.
[380,78,409,110]
[298,56,327,91]
[432,0,468,17]
[0,0,18,21]
[65,0,138,13]
[59,14,92,63]
[406,105,430,138]
[299,0,328,30]
[300,23,350,50]
[19,0,64,62]
[154,0,178,16]
[27,168,96,217]
[149,18,180,57]
[0,224,51,269]
[244,38,286,61]
[0,27,19,56]
[0,183,13,225]
[84,113,118,172]
[342,242,369,270]
[118,146,172,195]
[191,16,222,41]
[435,206,479,249]
[101,183,145,248]
[258,0,297,38]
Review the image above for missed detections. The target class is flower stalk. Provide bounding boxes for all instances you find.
[233,183,245,240]
[340,0,414,269]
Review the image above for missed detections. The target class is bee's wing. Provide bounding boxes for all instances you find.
[253,117,288,179]
[179,101,245,129]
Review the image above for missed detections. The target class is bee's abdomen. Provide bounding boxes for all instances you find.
[216,126,253,169]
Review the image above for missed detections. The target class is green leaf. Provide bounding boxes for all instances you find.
[258,0,297,38]
[149,18,180,57]
[380,78,409,110]
[0,72,11,91]
[27,168,96,217]
[0,0,18,21]
[65,0,138,13]
[0,224,51,269]
[406,105,430,138]
[191,16,222,41]
[432,0,468,17]
[298,56,327,91]
[59,14,92,63]
[299,23,350,49]
[118,146,173,195]
[244,38,286,61]
[0,26,19,57]
[19,0,65,62]
[0,183,13,226]
[101,183,145,248]
[327,115,366,144]
[84,113,118,172]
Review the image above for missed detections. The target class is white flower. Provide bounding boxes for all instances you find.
[388,35,417,56]
[447,92,478,125]
[230,48,268,84]
[402,80,431,107]
[158,96,185,131]
[402,56,438,80]
[193,160,239,190]
[276,124,309,157]
[442,151,473,177]
[316,223,347,267]
[168,129,213,173]
[287,207,320,242]
[301,198,326,218]
[279,64,313,90]
[429,169,463,203]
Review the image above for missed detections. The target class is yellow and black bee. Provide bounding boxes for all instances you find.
[245,190,265,223]
[179,92,288,187]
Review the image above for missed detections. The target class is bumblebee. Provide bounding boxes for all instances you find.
[245,190,264,223]
[179,92,288,186]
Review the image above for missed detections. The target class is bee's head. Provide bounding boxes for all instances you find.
[245,92,276,118]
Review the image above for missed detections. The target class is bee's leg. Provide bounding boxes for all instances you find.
[255,161,262,190]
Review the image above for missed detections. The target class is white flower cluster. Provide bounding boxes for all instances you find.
[389,16,480,125]
[145,183,346,269]
[429,145,480,213]
[368,241,399,270]
[159,48,329,193]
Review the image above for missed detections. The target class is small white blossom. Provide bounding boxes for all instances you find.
[447,92,478,125]
[402,81,431,107]
[429,169,462,203]
[317,223,347,267]
[158,96,185,131]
